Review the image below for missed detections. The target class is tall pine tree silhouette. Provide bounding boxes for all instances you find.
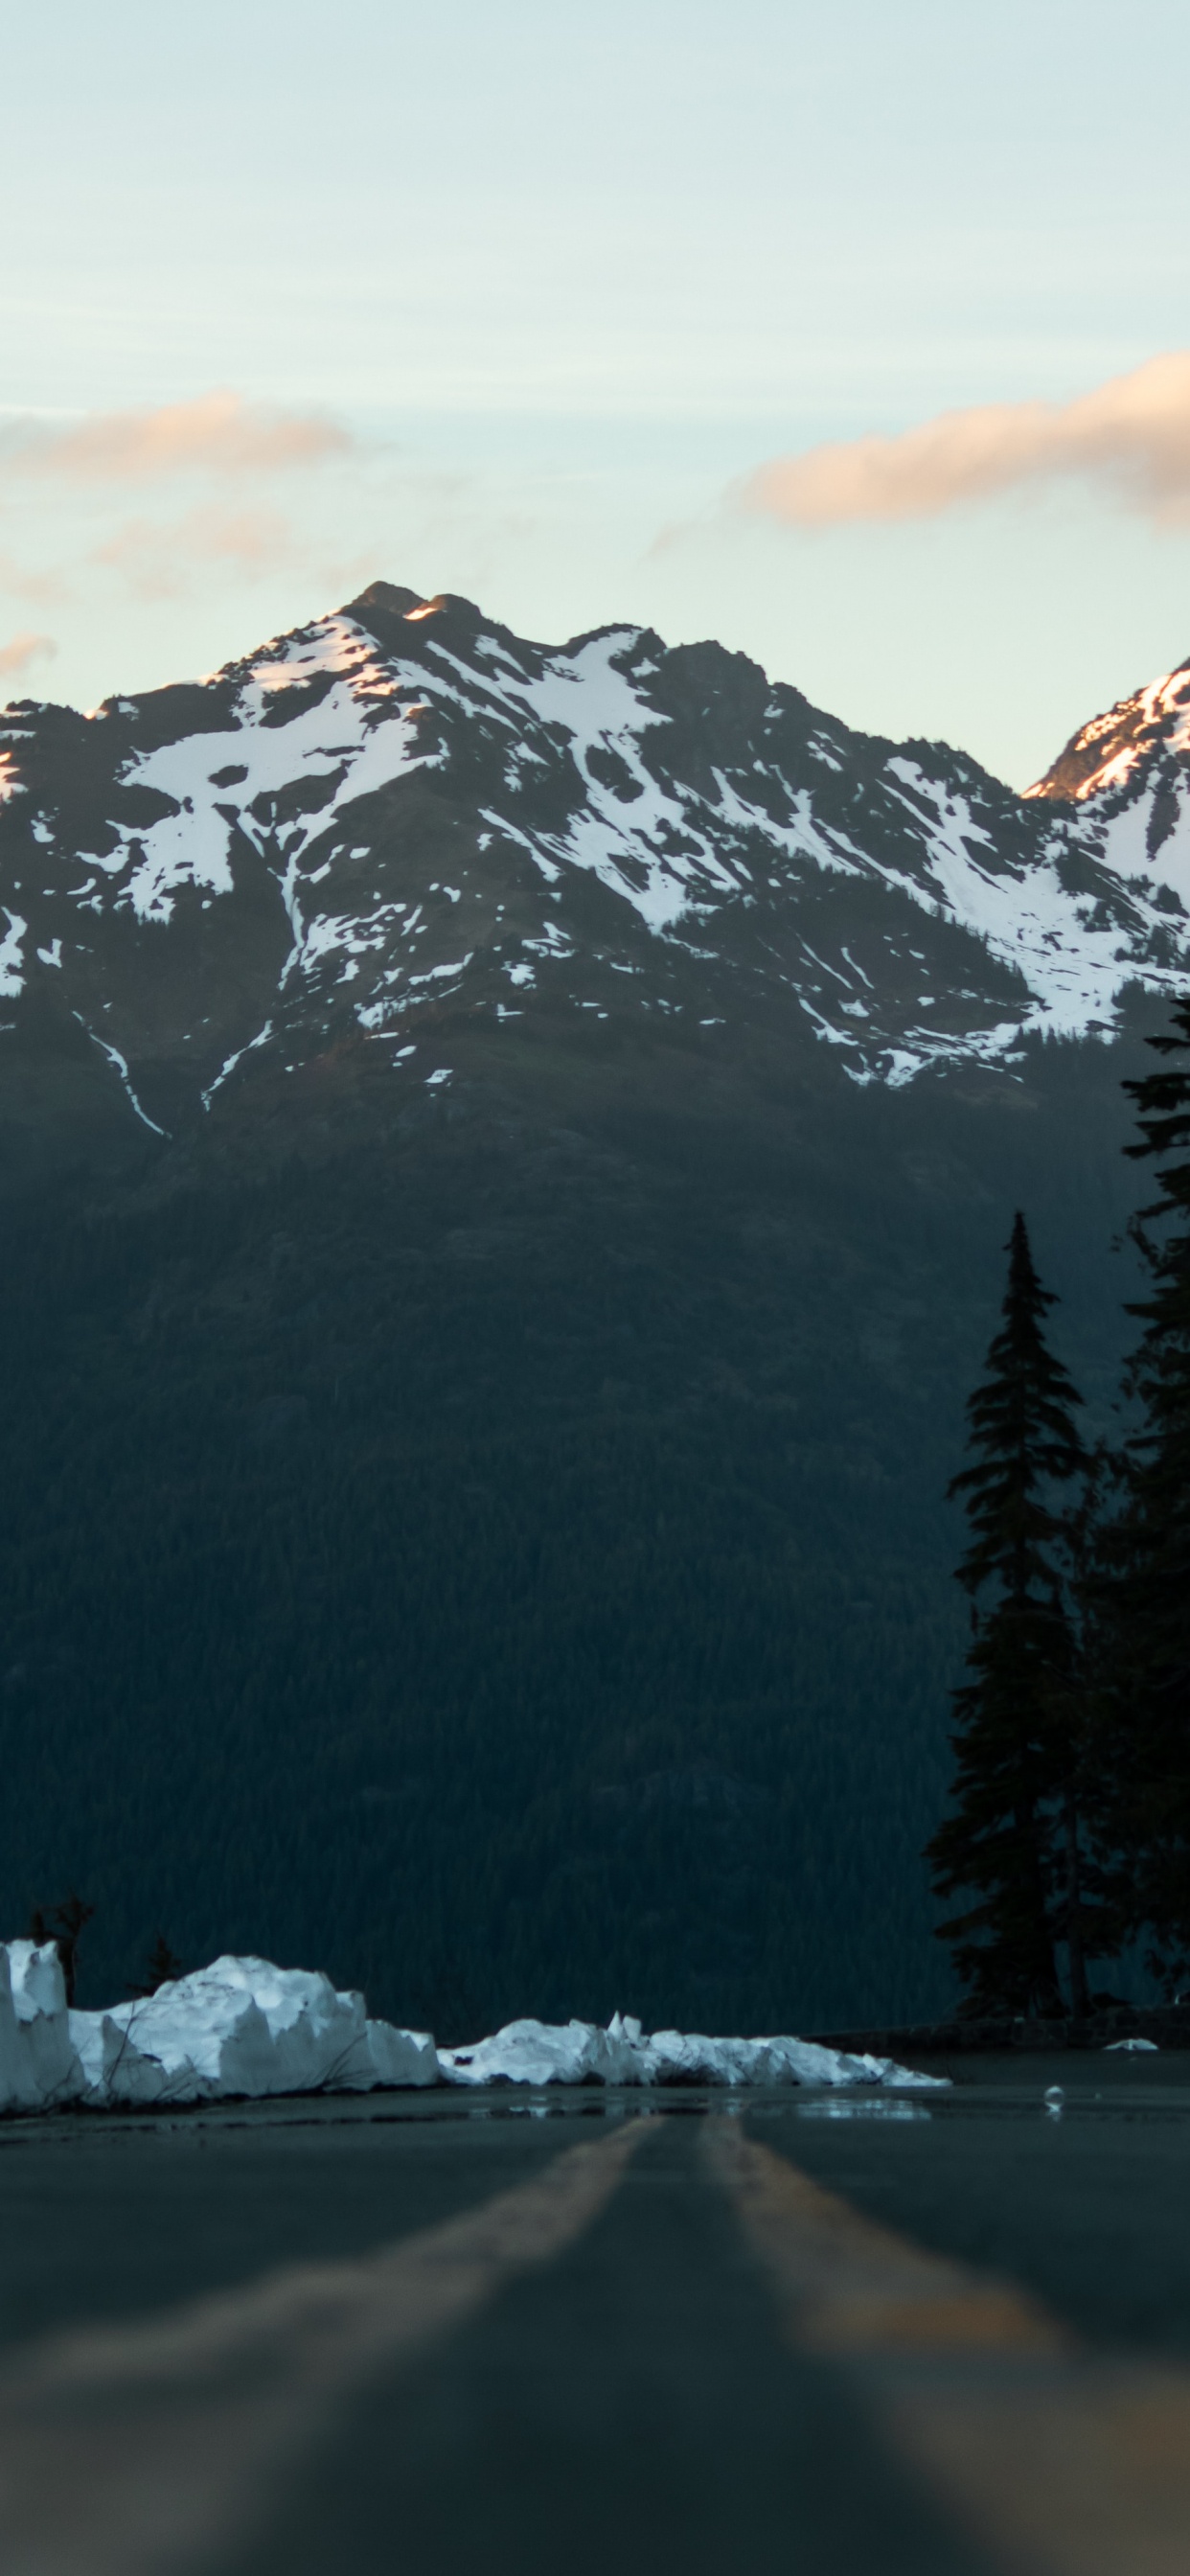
[927,1214,1088,2015]
[1098,998,1190,1978]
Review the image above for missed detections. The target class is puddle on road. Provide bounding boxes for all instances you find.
[796,2098,932,2122]
[11,2063,1190,2150]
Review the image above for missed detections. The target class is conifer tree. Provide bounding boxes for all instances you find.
[1097,999,1190,1977]
[29,1893,95,2007]
[129,1934,184,1999]
[927,1214,1089,2015]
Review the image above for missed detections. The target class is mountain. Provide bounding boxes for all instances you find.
[0,593,1179,2033]
[1,582,1188,1163]
[1028,654,1190,819]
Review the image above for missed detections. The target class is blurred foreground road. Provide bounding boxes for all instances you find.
[1,2058,1189,2573]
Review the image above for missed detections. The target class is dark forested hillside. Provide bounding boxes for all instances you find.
[3,588,1185,2032]
[0,1006,1150,2033]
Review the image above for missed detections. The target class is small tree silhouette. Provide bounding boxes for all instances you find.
[30,1894,96,2007]
[129,1934,183,1998]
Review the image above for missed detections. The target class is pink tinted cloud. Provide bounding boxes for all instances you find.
[0,631,57,678]
[743,353,1190,528]
[0,552,68,606]
[93,506,297,599]
[11,391,351,484]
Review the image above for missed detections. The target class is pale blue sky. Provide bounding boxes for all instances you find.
[4,0,1190,782]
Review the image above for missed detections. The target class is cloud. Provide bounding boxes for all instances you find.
[5,391,352,485]
[0,631,57,679]
[743,353,1190,529]
[93,506,298,599]
[0,552,68,606]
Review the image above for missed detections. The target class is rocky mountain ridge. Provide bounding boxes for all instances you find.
[2,582,1188,1157]
[1028,655,1190,814]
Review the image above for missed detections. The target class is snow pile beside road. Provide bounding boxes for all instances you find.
[0,1941,80,2108]
[636,2024,940,2089]
[69,1957,439,2105]
[0,1945,942,2111]
[438,2012,946,2090]
[437,2015,643,2089]
[0,1944,436,2110]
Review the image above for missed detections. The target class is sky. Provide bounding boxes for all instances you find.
[4,0,1190,785]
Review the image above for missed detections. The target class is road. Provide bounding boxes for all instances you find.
[0,2055,1189,2574]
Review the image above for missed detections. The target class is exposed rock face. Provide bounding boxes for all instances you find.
[1027,656,1190,886]
[3,584,1189,1170]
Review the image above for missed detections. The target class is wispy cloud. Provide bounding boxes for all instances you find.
[0,552,69,606]
[742,353,1190,529]
[0,631,57,679]
[5,391,352,485]
[92,506,298,598]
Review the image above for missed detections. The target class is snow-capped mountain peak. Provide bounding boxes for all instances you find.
[1027,657,1190,802]
[2,581,1189,1140]
[1026,655,1190,901]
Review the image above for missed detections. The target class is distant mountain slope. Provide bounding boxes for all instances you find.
[0,593,1177,2032]
[2,583,1188,1162]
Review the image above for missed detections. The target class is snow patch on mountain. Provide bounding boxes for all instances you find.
[1096,791,1190,897]
[5,588,1190,1101]
[72,1018,168,1135]
[0,909,26,998]
[75,619,441,928]
[882,764,1174,1038]
[201,1019,274,1112]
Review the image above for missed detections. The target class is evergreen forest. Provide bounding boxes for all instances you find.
[0,1004,1165,2036]
[930,1000,1190,2016]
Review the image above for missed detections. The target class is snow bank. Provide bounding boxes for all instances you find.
[0,1945,941,2113]
[0,1943,79,2108]
[437,2012,945,2091]
[0,1946,435,2112]
[68,1957,439,2105]
[437,2015,642,2089]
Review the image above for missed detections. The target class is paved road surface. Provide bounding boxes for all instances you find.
[0,2057,1189,2573]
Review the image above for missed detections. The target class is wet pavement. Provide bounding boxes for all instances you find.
[0,2054,1188,2572]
